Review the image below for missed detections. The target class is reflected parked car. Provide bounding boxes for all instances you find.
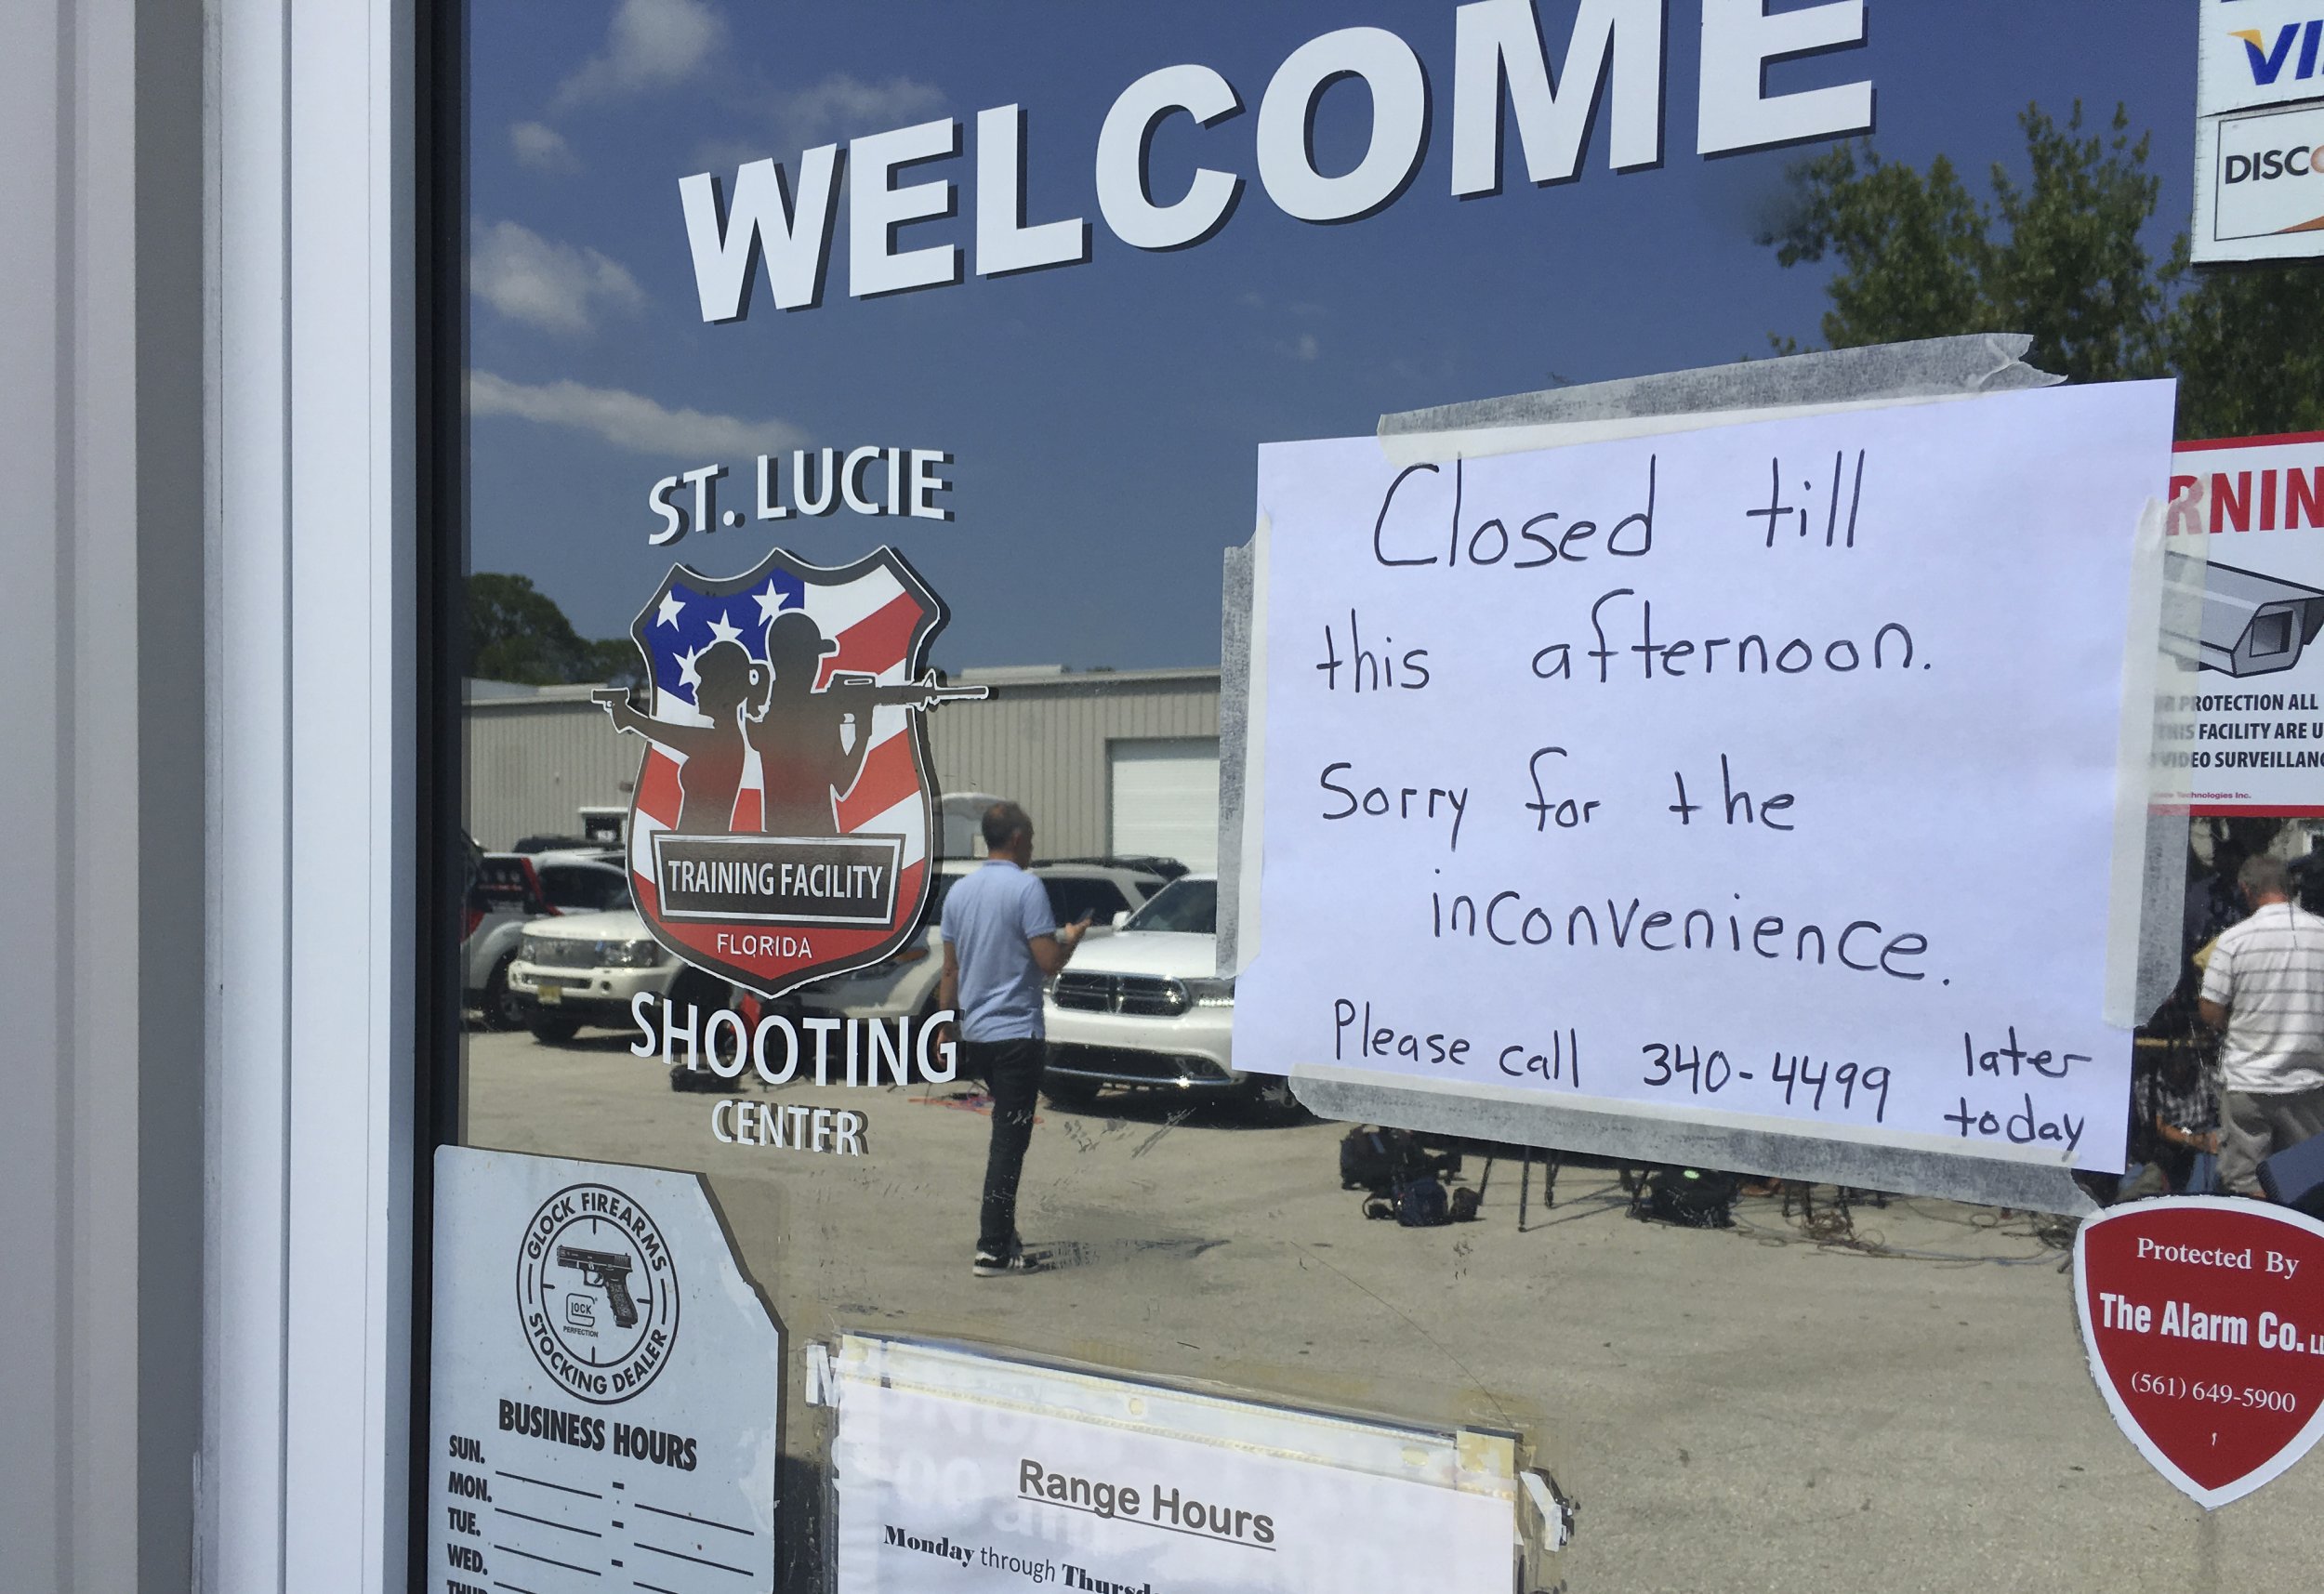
[1041,876,1287,1111]
[796,859,976,1024]
[506,904,727,1045]
[799,859,1170,1023]
[460,850,631,1029]
[1033,861,1173,937]
[509,834,594,854]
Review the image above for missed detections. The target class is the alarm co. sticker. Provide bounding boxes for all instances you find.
[601,545,985,997]
[2075,1197,2324,1507]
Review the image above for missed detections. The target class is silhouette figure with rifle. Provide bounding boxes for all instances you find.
[745,609,983,837]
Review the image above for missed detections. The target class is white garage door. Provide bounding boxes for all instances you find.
[1108,738,1221,873]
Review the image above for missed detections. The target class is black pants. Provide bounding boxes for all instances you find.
[967,1037,1044,1257]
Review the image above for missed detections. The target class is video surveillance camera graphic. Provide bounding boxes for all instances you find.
[2199,562,2324,677]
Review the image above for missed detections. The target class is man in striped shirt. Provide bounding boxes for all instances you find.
[2198,854,2324,1195]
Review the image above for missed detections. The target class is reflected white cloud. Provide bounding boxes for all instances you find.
[693,72,948,176]
[765,72,944,151]
[551,0,726,112]
[510,121,578,173]
[472,221,644,336]
[469,371,808,458]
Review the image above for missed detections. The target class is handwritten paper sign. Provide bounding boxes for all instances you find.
[1234,383,2178,1173]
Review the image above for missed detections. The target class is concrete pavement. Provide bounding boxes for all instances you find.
[462,1028,2324,1592]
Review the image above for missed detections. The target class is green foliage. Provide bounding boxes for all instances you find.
[1763,144,1994,352]
[467,573,640,687]
[1763,99,2324,439]
[1763,102,2167,383]
[1990,104,2169,383]
[2168,258,2324,440]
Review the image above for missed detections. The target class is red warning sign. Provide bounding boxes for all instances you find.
[2076,1198,2324,1506]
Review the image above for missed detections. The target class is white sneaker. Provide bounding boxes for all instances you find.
[972,1250,1039,1278]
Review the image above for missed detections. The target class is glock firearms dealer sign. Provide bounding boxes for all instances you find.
[427,1148,784,1591]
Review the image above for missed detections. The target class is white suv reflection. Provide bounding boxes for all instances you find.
[506,907,720,1045]
[1040,876,1287,1111]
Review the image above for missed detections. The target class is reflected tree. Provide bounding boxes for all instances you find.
[467,572,640,687]
[1762,100,2324,440]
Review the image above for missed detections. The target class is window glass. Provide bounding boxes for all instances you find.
[440,8,2324,1591]
[1125,877,1218,935]
[537,863,627,912]
[1041,877,1129,926]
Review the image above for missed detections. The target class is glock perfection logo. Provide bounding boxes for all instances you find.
[517,1182,680,1404]
[601,546,985,997]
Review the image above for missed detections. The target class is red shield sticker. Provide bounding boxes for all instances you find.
[2075,1198,2324,1507]
[605,546,985,998]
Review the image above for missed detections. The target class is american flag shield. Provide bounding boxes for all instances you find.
[611,546,976,998]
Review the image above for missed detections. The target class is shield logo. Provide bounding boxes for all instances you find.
[601,545,986,997]
[2075,1197,2324,1508]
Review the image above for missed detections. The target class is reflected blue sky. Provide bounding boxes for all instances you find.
[468,1,2194,670]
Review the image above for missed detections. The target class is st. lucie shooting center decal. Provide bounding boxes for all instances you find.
[2075,1197,2324,1507]
[600,545,985,997]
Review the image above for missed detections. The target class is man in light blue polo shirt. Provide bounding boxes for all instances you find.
[938,801,1089,1275]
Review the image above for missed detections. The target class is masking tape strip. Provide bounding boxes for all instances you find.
[833,1333,1508,1484]
[1217,533,1257,975]
[2106,493,2207,1027]
[1375,332,2062,454]
[1289,1064,2102,1215]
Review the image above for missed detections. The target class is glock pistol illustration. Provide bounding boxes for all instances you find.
[556,1245,640,1329]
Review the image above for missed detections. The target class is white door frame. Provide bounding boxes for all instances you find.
[205,1,418,1588]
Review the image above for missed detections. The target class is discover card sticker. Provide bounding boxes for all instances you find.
[427,1147,782,1592]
